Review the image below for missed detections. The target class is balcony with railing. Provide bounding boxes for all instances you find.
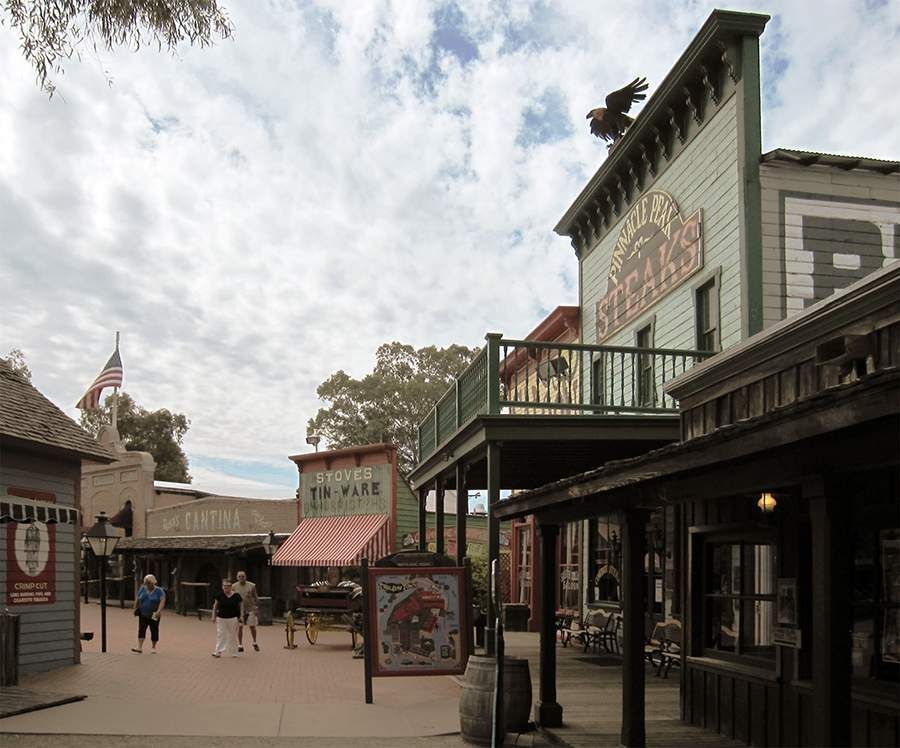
[416,333,713,466]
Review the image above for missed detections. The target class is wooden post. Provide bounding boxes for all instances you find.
[621,508,648,748]
[361,558,373,704]
[456,463,468,567]
[485,333,502,414]
[808,482,851,747]
[435,478,445,556]
[485,442,501,656]
[418,487,428,551]
[536,522,563,727]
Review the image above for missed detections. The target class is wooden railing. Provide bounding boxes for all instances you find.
[416,334,713,463]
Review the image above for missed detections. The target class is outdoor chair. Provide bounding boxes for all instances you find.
[644,621,666,672]
[557,610,584,648]
[591,611,620,655]
[658,620,682,678]
[581,609,607,654]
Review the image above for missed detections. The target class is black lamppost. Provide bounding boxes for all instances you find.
[80,534,90,603]
[261,530,277,597]
[85,512,120,653]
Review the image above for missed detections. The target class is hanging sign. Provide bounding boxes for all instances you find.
[6,522,56,605]
[596,190,703,342]
[367,565,467,677]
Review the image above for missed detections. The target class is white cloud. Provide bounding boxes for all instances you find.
[2,1,897,494]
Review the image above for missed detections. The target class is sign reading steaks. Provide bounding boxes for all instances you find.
[596,190,703,341]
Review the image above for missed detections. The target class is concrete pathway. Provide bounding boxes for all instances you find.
[0,603,463,739]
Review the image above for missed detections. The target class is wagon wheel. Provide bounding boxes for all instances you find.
[305,613,320,644]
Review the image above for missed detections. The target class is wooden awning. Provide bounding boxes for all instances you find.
[272,514,390,567]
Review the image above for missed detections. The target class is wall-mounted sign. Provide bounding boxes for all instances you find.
[773,626,802,649]
[302,463,390,517]
[6,522,56,605]
[776,578,798,626]
[368,566,466,677]
[596,190,703,341]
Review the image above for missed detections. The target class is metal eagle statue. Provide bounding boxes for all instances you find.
[587,77,649,144]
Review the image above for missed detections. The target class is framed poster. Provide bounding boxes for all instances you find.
[368,566,466,677]
[777,578,798,626]
[6,522,56,605]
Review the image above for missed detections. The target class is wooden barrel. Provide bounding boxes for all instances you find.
[459,654,533,744]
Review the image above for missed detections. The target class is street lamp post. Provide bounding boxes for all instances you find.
[85,512,121,653]
[80,535,90,603]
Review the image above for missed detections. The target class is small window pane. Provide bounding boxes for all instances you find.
[742,599,775,657]
[710,544,741,594]
[744,544,776,595]
[708,597,740,651]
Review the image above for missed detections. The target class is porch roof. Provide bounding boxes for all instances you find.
[493,367,899,522]
[408,413,680,492]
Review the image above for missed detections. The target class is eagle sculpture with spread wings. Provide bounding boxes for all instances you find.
[586,77,649,143]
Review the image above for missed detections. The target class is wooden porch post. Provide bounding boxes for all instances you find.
[485,441,501,656]
[536,521,563,727]
[435,478,445,556]
[808,481,851,747]
[418,487,428,551]
[621,508,648,748]
[456,463,468,566]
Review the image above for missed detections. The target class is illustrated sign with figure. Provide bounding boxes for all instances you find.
[6,522,56,605]
[367,566,466,676]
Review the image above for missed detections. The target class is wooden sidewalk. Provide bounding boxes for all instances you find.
[503,632,743,748]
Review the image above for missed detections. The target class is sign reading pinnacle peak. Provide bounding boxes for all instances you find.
[596,190,703,342]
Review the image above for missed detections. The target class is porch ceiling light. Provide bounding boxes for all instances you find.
[757,492,777,514]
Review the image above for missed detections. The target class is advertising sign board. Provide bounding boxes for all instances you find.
[302,463,390,517]
[6,522,56,605]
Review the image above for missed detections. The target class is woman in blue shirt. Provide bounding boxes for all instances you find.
[132,574,166,653]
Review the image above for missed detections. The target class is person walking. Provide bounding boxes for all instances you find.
[211,578,242,658]
[233,570,260,652]
[132,574,166,653]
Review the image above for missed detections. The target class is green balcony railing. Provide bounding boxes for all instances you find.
[415,333,714,464]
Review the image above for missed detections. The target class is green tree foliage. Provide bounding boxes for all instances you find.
[1,348,32,381]
[80,390,191,482]
[2,0,233,95]
[308,342,480,475]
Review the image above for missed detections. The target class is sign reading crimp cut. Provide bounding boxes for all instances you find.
[596,190,703,342]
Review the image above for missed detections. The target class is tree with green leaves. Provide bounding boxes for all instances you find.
[308,342,480,475]
[1,348,32,381]
[80,390,192,482]
[2,0,233,96]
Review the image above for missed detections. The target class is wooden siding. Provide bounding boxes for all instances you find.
[580,95,741,402]
[759,162,900,329]
[394,475,419,551]
[0,461,79,675]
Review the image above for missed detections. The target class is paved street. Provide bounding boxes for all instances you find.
[0,602,467,740]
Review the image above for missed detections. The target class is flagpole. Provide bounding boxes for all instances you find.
[111,331,120,429]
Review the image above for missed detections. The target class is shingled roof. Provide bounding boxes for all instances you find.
[0,363,115,463]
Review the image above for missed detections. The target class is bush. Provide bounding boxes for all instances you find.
[469,555,489,614]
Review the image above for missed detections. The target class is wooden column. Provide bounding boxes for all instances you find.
[536,521,563,727]
[418,486,428,551]
[435,478,445,556]
[485,442,501,656]
[808,481,851,747]
[621,508,648,748]
[455,463,467,566]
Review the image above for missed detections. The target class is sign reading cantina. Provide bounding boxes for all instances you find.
[596,190,703,341]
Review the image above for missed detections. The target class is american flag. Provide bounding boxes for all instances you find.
[76,348,123,410]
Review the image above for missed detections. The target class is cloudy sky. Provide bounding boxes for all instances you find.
[2,0,898,498]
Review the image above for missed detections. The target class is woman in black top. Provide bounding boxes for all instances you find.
[211,579,243,657]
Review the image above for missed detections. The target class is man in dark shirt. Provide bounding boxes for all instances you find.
[211,579,243,657]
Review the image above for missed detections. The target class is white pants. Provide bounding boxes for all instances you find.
[215,617,240,656]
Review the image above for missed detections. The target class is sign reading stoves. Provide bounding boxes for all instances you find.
[596,190,703,342]
[302,463,390,517]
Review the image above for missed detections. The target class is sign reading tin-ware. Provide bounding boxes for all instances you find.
[596,190,703,342]
[6,522,56,605]
[368,566,466,677]
[302,463,390,517]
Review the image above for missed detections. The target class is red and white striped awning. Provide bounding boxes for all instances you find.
[271,514,390,567]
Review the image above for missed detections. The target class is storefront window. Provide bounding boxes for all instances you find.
[516,526,532,605]
[852,526,900,682]
[704,541,776,661]
[590,515,621,604]
[559,522,581,611]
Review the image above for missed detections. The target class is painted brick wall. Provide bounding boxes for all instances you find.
[759,162,900,326]
[0,461,79,675]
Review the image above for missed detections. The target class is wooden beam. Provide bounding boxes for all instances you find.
[417,487,427,552]
[485,441,501,657]
[434,478,445,556]
[621,508,648,747]
[535,521,563,727]
[455,463,467,567]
